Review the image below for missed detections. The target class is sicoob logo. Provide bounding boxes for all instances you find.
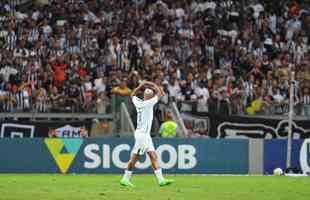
[45,138,83,173]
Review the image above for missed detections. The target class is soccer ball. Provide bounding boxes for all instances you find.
[273,168,283,176]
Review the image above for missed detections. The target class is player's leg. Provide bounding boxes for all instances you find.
[120,135,144,187]
[120,153,140,187]
[127,153,140,170]
[148,151,164,181]
[146,138,174,186]
[147,151,174,186]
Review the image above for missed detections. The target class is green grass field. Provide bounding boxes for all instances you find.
[0,174,309,200]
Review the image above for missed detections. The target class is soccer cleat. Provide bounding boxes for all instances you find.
[120,179,135,188]
[159,179,174,187]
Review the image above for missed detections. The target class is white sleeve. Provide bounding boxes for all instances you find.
[132,96,142,107]
[143,95,159,107]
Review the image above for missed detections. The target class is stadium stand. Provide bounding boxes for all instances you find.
[0,0,309,118]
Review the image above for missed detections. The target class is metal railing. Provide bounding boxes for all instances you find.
[0,112,113,120]
[119,102,135,136]
[171,102,188,137]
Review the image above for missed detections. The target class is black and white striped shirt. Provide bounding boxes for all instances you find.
[35,88,50,112]
[35,96,49,112]
[28,28,39,44]
[5,31,17,50]
[14,90,30,111]
[27,71,39,84]
[80,31,92,52]
[66,45,81,54]
[47,48,64,58]
[3,91,14,112]
[3,91,29,112]
[302,95,310,105]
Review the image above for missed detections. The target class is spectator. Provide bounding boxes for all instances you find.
[231,80,246,114]
[0,0,308,118]
[64,82,80,112]
[96,91,110,114]
[35,86,49,112]
[111,78,132,132]
[178,80,196,112]
[111,79,132,97]
[49,85,63,112]
[159,112,177,138]
[194,82,209,112]
[301,87,310,117]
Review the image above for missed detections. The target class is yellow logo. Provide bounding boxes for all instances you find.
[45,138,83,174]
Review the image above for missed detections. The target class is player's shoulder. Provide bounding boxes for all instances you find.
[132,96,143,101]
[132,96,143,105]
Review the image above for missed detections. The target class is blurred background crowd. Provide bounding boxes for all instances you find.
[0,0,309,118]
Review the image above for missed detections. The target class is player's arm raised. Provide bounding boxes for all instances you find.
[144,81,165,98]
[131,82,146,97]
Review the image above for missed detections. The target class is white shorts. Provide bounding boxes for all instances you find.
[132,134,155,155]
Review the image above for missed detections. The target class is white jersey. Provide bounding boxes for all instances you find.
[132,95,159,135]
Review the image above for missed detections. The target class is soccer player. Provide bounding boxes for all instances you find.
[120,81,174,187]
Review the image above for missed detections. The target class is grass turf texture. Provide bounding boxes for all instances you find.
[0,174,309,200]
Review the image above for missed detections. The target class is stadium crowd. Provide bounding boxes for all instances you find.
[0,0,309,116]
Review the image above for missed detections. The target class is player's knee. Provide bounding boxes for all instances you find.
[148,151,157,161]
[131,154,140,162]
